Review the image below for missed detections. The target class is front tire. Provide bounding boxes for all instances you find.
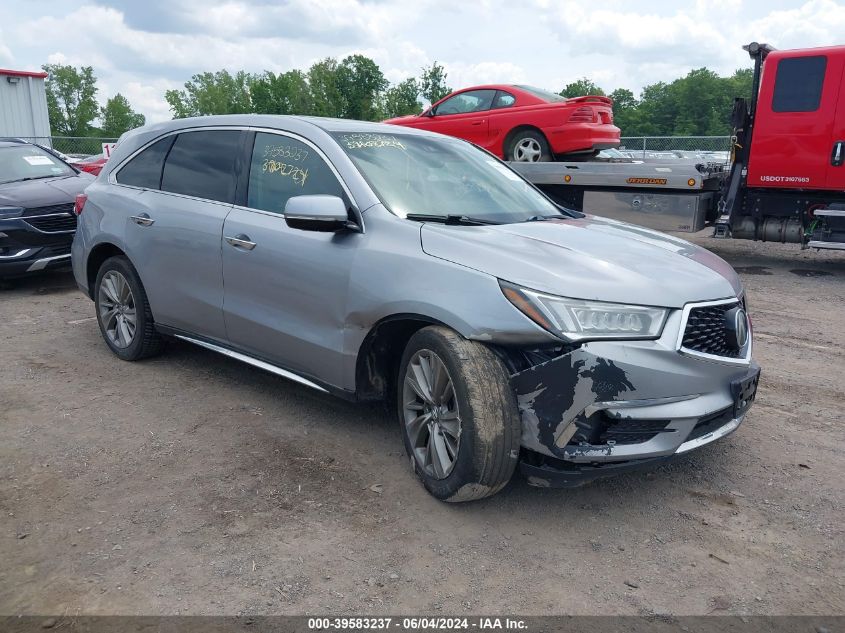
[397,326,521,502]
[94,256,164,361]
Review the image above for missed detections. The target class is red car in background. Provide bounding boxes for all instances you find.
[75,153,108,176]
[384,84,620,162]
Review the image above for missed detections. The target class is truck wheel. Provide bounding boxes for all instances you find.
[94,256,165,361]
[507,130,552,162]
[397,326,521,502]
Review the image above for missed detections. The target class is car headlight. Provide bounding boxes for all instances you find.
[0,206,24,219]
[500,281,669,341]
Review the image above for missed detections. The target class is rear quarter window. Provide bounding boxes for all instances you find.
[772,56,826,113]
[160,130,241,203]
[115,136,175,189]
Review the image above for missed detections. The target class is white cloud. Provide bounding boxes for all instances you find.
[746,0,845,49]
[1,0,843,125]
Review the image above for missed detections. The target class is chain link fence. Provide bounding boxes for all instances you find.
[15,136,118,157]
[619,136,731,162]
[13,134,734,162]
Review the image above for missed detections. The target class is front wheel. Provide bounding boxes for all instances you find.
[397,326,521,502]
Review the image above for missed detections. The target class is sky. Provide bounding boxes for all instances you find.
[1,0,844,124]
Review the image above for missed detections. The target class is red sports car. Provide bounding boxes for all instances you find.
[384,84,620,162]
[75,153,108,176]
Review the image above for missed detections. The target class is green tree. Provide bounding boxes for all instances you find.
[380,78,421,119]
[419,62,451,105]
[336,54,388,121]
[165,70,253,118]
[42,64,99,136]
[307,58,345,118]
[560,78,605,98]
[250,70,313,115]
[632,81,676,136]
[100,93,145,137]
[609,88,636,111]
[608,88,639,135]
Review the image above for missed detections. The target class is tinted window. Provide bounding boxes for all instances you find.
[247,132,344,214]
[116,136,174,189]
[436,90,496,115]
[493,91,516,109]
[772,56,826,113]
[515,85,567,103]
[160,130,240,203]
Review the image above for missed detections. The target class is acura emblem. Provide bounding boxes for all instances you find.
[725,307,749,350]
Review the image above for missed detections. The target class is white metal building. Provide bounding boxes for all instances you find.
[0,68,51,140]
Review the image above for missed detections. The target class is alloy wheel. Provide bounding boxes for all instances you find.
[98,270,137,349]
[513,137,542,162]
[402,350,462,479]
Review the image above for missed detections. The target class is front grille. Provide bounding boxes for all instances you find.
[23,214,77,233]
[23,203,75,217]
[681,301,743,358]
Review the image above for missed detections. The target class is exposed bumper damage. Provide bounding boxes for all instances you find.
[510,327,760,487]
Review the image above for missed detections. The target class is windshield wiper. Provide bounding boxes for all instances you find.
[15,175,61,182]
[525,214,564,222]
[405,213,502,226]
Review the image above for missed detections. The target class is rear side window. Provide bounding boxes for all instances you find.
[160,130,240,203]
[493,91,516,109]
[115,136,175,189]
[246,132,344,214]
[772,56,826,113]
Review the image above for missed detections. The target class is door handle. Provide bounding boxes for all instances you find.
[832,141,844,167]
[130,213,155,226]
[224,234,256,250]
[471,120,486,126]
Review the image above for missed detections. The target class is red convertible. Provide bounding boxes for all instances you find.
[384,84,620,162]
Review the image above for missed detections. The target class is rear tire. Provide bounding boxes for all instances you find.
[397,326,521,502]
[94,256,165,361]
[506,129,552,162]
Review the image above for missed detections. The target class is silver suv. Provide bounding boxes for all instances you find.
[71,115,760,501]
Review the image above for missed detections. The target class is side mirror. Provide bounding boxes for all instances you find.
[283,195,354,232]
[423,107,435,118]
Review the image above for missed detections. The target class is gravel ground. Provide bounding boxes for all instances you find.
[0,232,843,617]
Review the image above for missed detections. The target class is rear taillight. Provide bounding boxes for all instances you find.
[568,106,596,123]
[74,193,87,216]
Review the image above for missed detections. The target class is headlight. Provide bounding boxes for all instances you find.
[500,281,669,341]
[0,206,24,219]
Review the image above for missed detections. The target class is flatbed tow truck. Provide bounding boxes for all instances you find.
[510,42,845,252]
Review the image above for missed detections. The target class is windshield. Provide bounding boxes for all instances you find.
[332,132,563,223]
[514,85,568,103]
[0,145,74,184]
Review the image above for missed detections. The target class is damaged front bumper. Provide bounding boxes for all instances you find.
[509,309,760,487]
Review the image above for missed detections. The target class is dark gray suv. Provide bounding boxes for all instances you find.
[1,140,93,277]
[72,115,759,501]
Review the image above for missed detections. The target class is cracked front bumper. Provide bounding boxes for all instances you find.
[510,309,760,486]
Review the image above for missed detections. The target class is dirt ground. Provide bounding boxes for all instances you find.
[1,232,843,617]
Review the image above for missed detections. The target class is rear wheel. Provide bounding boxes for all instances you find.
[94,256,164,361]
[506,129,552,162]
[397,326,521,502]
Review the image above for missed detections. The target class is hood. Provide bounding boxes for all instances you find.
[0,173,93,209]
[420,215,741,309]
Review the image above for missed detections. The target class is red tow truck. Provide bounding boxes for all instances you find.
[512,42,845,251]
